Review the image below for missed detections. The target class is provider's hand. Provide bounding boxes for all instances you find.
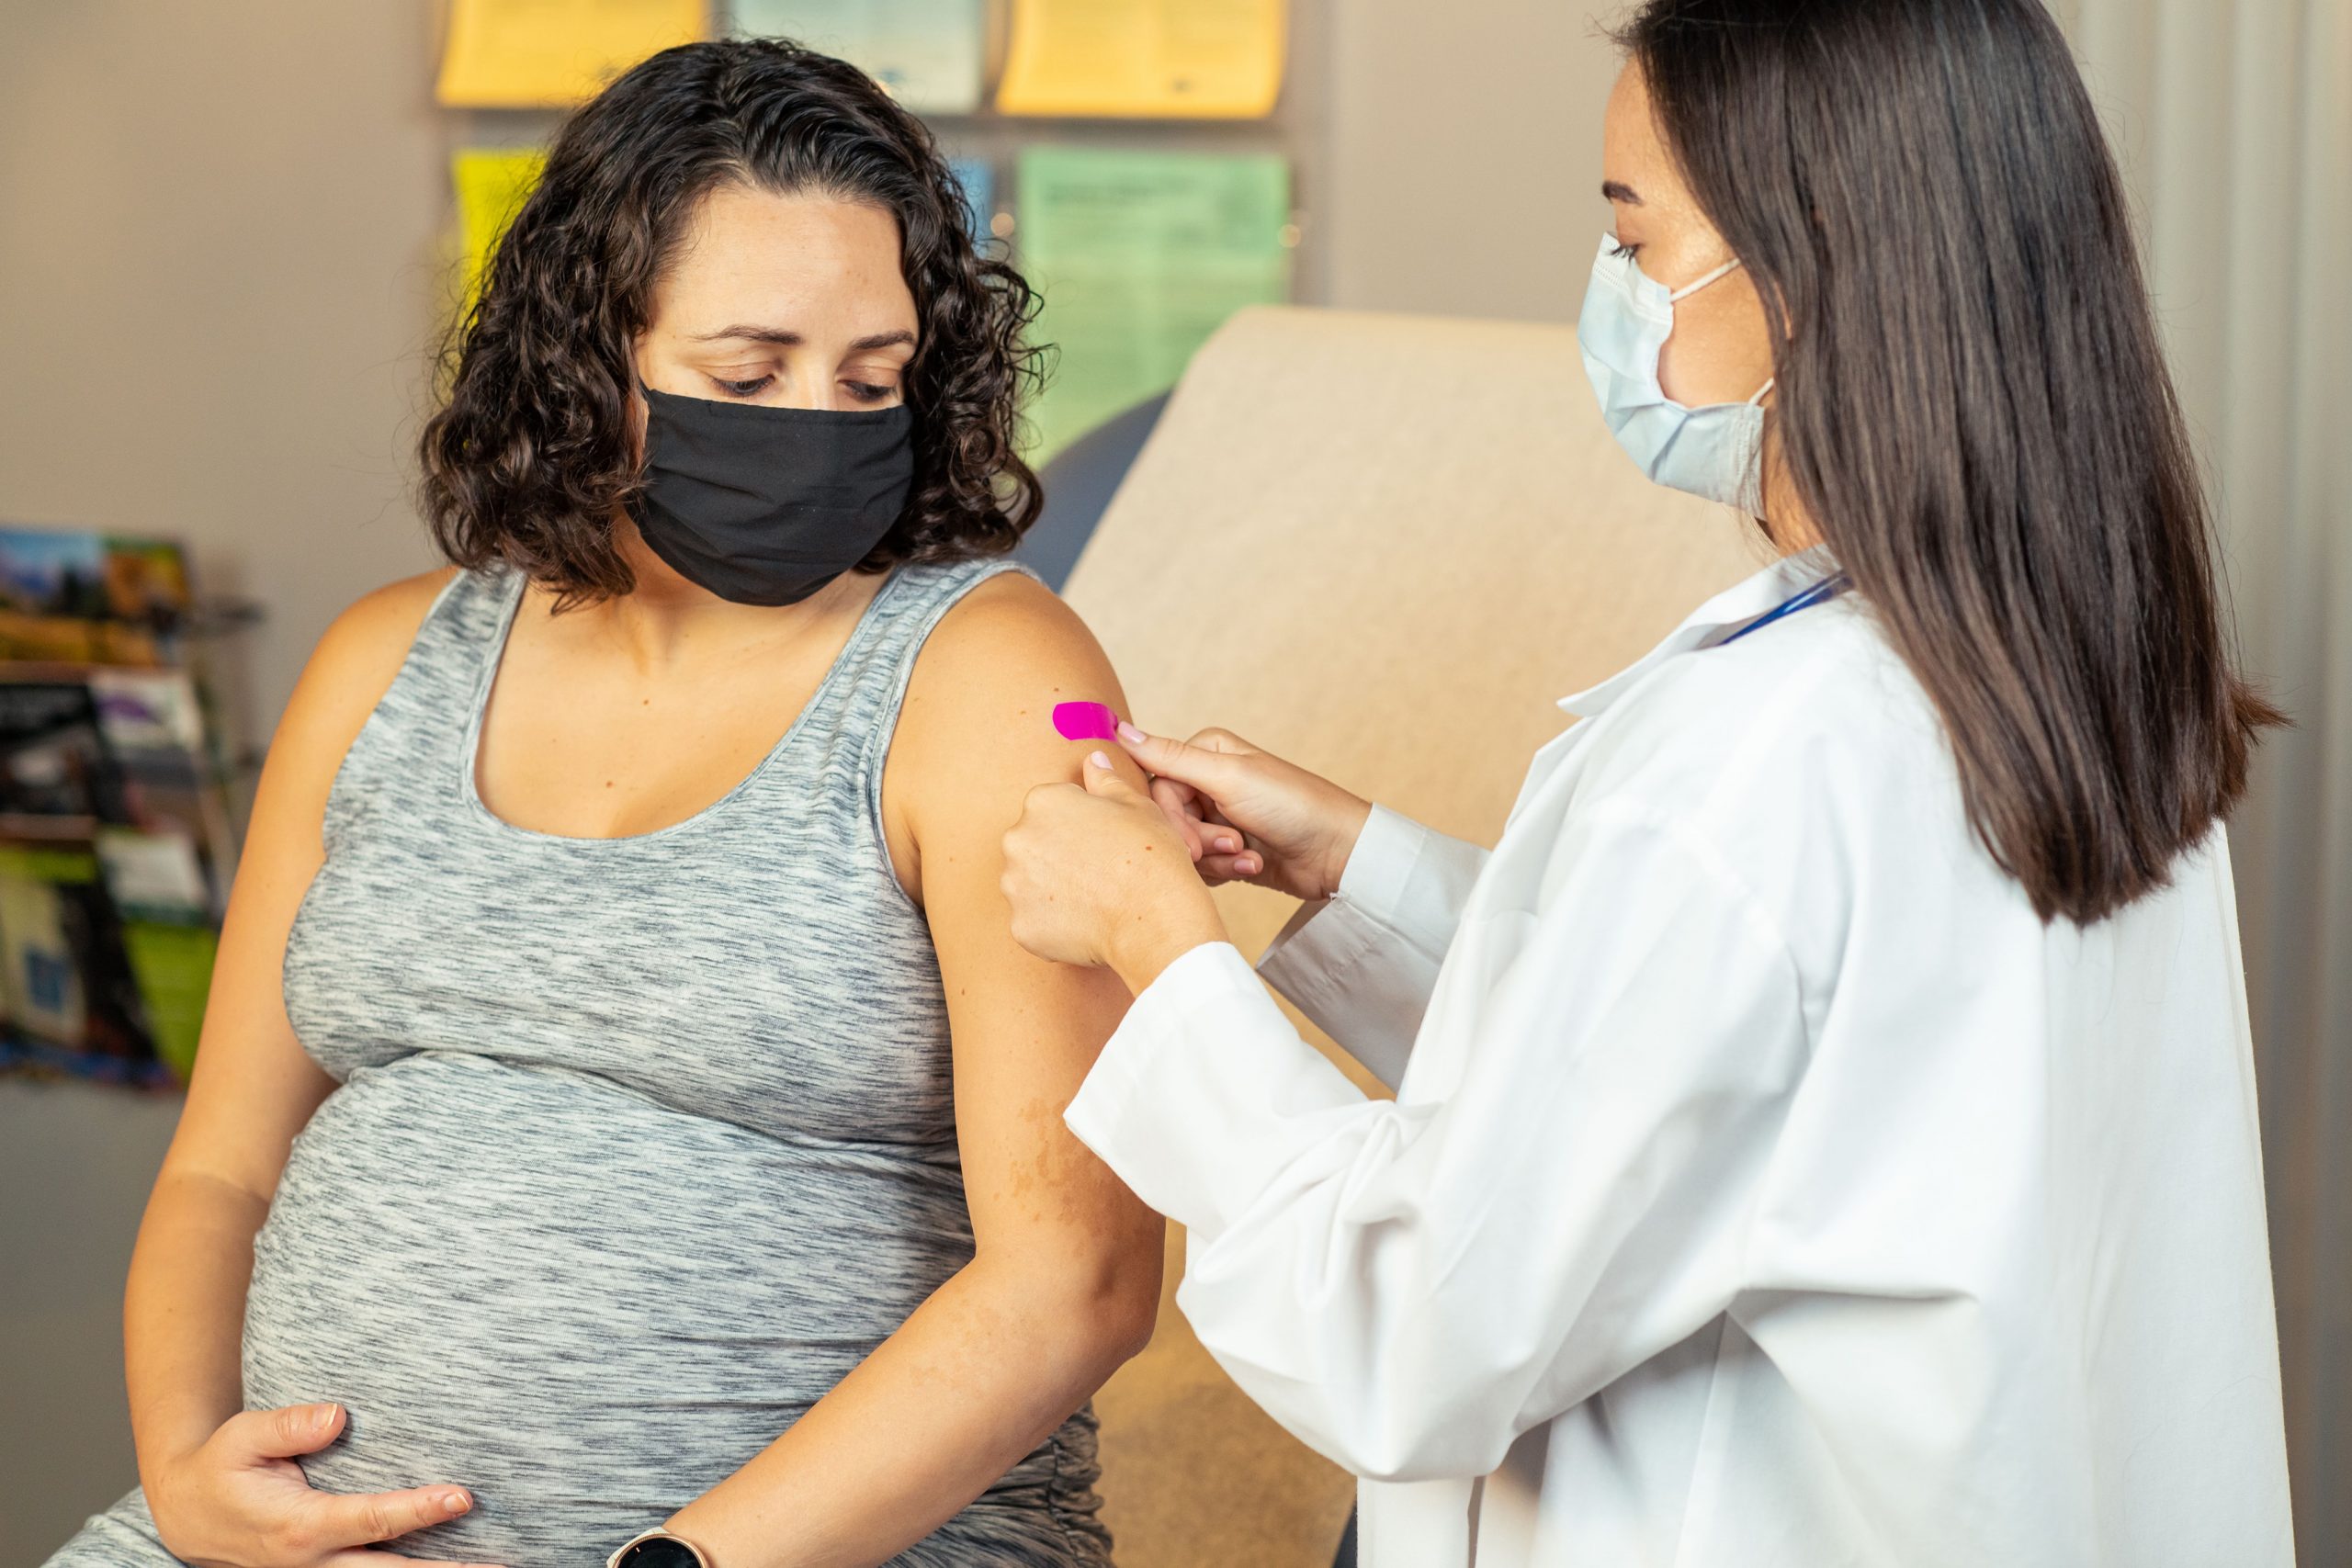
[1002,752,1227,991]
[146,1403,501,1568]
[1113,725,1373,903]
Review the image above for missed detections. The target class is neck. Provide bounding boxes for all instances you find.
[1761,509,1825,555]
[1757,462,1826,555]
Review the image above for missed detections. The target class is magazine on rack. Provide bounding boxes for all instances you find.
[0,525,235,1085]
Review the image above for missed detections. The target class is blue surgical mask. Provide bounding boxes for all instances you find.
[1577,233,1775,513]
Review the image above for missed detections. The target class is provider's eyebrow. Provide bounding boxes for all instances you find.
[689,326,917,352]
[1600,180,1644,206]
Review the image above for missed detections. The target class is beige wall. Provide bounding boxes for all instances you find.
[1322,0,1623,323]
[0,3,453,730]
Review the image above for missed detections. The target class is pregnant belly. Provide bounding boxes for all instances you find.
[242,1051,974,1566]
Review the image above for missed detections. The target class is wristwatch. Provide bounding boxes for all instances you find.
[606,1528,712,1568]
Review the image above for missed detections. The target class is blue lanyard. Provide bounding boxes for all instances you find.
[1718,572,1851,645]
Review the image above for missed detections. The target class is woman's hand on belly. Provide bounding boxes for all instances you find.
[148,1401,498,1568]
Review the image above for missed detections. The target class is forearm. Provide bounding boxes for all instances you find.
[123,1169,268,1479]
[664,1254,1148,1568]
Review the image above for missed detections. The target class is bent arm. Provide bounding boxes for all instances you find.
[127,573,454,1483]
[1066,803,1806,1482]
[664,575,1164,1568]
[1255,804,1490,1090]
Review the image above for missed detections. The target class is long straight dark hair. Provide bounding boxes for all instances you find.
[1618,0,2281,923]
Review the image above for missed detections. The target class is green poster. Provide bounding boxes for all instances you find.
[1016,148,1293,463]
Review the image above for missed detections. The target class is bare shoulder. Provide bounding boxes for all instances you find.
[911,569,1120,706]
[271,565,459,777]
[309,566,460,679]
[892,567,1145,848]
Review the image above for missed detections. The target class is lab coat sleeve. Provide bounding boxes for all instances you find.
[1063,800,1808,1483]
[1252,802,1491,1091]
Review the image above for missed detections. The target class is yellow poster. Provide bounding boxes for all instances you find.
[997,0,1285,118]
[437,0,707,107]
[452,148,548,308]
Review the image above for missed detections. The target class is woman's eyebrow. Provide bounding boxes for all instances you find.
[1601,179,1644,206]
[690,326,916,352]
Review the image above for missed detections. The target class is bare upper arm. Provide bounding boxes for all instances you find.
[159,566,458,1207]
[886,572,1163,1291]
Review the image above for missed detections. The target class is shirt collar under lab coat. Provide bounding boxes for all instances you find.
[1555,543,1844,719]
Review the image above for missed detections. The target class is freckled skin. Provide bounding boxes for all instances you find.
[1003,1096,1120,1226]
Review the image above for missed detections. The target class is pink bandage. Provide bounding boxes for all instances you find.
[1052,701,1122,741]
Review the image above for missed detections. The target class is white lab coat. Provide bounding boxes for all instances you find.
[1063,547,2293,1567]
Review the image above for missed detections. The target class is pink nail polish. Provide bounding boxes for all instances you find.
[1116,721,1146,744]
[1090,750,1113,769]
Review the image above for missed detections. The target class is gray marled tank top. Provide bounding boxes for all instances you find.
[247,555,1111,1566]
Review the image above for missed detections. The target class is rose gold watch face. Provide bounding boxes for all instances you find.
[616,1535,704,1568]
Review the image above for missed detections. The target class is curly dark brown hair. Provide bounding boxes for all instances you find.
[418,38,1045,603]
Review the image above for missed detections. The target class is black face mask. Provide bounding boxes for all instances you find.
[628,385,917,607]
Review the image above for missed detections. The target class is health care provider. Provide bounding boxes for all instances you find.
[997,1,2296,1564]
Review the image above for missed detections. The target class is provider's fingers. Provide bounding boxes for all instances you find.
[1194,852,1264,886]
[1159,799,1205,862]
[1149,775,1244,847]
[1115,727,1258,796]
[1148,777,1243,860]
[1148,775,1206,831]
[1148,773,1198,817]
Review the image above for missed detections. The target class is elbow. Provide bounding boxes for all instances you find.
[1287,1403,1520,1486]
[1078,1214,1167,1365]
[1193,1326,1521,1483]
[1101,1295,1159,1367]
[1294,1389,1519,1484]
[1041,1263,1160,1373]
[1087,1249,1164,1365]
[1344,1427,1515,1486]
[981,1230,1164,1369]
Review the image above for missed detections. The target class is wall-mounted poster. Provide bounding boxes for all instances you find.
[999,0,1286,118]
[1018,148,1292,460]
[437,0,707,107]
[737,0,987,114]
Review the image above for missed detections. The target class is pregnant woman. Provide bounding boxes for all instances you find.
[48,39,1161,1568]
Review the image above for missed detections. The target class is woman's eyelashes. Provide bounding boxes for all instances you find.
[703,373,900,403]
[1609,238,1643,260]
